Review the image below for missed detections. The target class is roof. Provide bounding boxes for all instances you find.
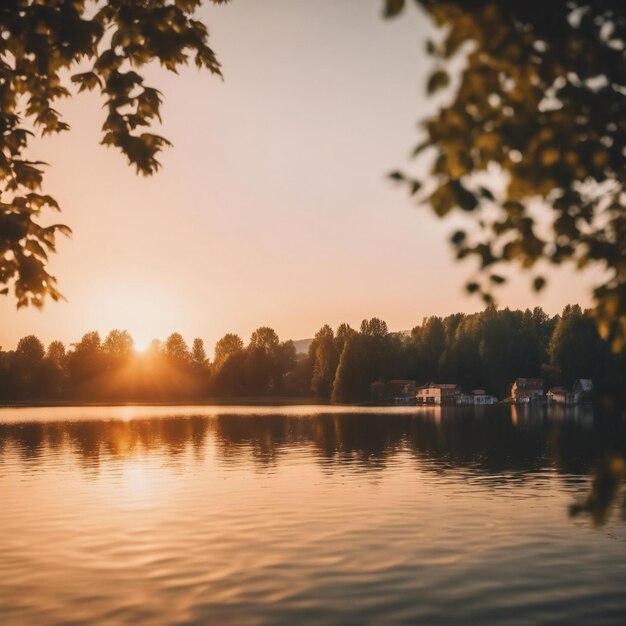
[432,383,459,389]
[417,382,460,391]
[513,378,544,388]
[575,378,593,391]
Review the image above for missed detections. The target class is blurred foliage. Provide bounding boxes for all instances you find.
[386,0,626,350]
[0,0,228,306]
[570,454,626,526]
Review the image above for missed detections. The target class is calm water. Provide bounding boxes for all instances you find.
[1,405,625,626]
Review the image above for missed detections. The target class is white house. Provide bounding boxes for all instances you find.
[547,387,580,406]
[456,389,498,405]
[471,389,498,405]
[416,383,461,405]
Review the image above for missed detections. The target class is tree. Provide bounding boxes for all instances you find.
[191,337,208,368]
[246,327,292,395]
[46,340,66,366]
[211,350,247,397]
[165,332,190,363]
[15,334,45,365]
[546,305,608,387]
[311,325,339,399]
[249,327,280,352]
[40,338,68,398]
[67,330,104,395]
[147,338,164,357]
[387,0,626,350]
[332,335,368,403]
[214,333,244,365]
[0,0,228,306]
[334,323,356,357]
[12,334,45,398]
[103,329,134,360]
[273,339,297,393]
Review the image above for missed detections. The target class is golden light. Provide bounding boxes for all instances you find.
[133,334,153,353]
[84,281,182,350]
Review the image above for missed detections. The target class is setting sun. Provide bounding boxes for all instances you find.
[84,282,184,352]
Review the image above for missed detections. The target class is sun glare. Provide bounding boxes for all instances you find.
[86,282,182,351]
[133,335,153,353]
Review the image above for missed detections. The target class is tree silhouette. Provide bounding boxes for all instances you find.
[191,337,209,368]
[0,308,623,403]
[546,305,608,387]
[165,332,191,363]
[249,327,280,352]
[214,333,244,365]
[310,325,338,399]
[67,331,104,396]
[0,0,229,306]
[13,334,45,398]
[387,0,626,349]
[103,329,134,360]
[46,340,66,366]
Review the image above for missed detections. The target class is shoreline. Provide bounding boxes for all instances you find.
[0,397,328,409]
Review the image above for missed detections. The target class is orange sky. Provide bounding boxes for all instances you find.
[0,0,596,353]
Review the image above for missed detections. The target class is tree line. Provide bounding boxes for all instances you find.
[0,305,624,405]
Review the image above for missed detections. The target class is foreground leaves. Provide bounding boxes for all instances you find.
[0,0,228,306]
[386,0,626,351]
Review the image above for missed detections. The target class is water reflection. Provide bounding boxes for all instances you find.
[1,406,624,519]
[1,405,625,626]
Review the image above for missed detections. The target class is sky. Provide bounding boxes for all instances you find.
[0,0,596,353]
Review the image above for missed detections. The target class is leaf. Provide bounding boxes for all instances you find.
[71,72,102,92]
[427,70,450,94]
[450,180,478,211]
[429,184,455,217]
[533,276,546,292]
[383,0,405,18]
[478,187,495,201]
[450,230,466,245]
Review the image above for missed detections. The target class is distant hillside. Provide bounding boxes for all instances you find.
[292,338,312,354]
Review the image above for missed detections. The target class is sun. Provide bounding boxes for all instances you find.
[132,334,153,353]
[85,281,181,350]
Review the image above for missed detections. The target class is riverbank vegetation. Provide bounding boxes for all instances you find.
[1,305,624,405]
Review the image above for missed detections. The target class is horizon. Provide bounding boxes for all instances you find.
[3,302,588,354]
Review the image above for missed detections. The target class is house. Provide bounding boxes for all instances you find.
[456,389,498,405]
[547,387,580,406]
[573,379,593,400]
[372,380,417,404]
[456,393,473,405]
[416,383,461,405]
[470,389,498,405]
[510,378,544,404]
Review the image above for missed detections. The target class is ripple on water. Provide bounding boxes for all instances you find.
[0,405,625,625]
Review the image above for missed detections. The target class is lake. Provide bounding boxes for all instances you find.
[1,405,625,625]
